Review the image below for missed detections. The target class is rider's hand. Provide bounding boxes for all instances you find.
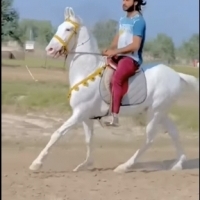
[102,49,108,56]
[104,49,118,57]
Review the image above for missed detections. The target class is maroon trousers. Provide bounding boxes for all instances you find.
[111,56,139,114]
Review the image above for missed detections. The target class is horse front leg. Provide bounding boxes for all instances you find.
[29,111,83,171]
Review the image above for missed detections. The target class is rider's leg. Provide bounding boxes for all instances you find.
[104,56,121,93]
[106,57,139,126]
[104,67,115,115]
[104,67,115,93]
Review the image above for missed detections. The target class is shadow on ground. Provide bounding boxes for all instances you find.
[130,158,199,172]
[89,158,199,173]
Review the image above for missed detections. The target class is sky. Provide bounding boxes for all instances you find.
[13,0,199,46]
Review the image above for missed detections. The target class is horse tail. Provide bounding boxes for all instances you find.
[178,72,199,93]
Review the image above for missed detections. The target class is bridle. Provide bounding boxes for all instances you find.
[53,17,80,56]
[26,17,106,82]
[52,18,104,57]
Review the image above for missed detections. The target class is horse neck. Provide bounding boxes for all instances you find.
[66,26,105,87]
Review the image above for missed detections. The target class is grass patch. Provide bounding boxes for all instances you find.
[170,104,199,132]
[3,55,199,77]
[2,81,198,131]
[172,66,199,77]
[2,63,199,131]
[132,103,199,132]
[2,81,71,113]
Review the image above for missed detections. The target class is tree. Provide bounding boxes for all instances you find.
[18,19,55,45]
[1,0,22,45]
[143,41,153,52]
[178,34,199,61]
[144,34,176,64]
[92,19,118,50]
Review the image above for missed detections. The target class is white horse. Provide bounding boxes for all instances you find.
[29,7,199,173]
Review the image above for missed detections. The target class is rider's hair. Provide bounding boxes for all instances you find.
[135,0,146,12]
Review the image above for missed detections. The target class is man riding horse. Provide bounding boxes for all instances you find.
[103,0,146,126]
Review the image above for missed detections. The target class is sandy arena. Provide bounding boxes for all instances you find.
[2,112,199,200]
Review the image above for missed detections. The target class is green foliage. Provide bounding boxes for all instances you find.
[18,19,55,45]
[146,34,176,64]
[92,19,118,50]
[177,34,199,61]
[1,0,22,45]
[1,0,54,46]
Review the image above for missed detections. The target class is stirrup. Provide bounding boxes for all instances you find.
[104,115,120,127]
[104,121,119,127]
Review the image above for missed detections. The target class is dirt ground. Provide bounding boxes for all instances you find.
[2,66,68,83]
[2,65,199,199]
[2,113,199,200]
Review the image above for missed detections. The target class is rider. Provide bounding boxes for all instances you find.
[103,0,146,126]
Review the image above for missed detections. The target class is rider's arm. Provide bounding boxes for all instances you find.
[116,18,145,54]
[109,34,119,49]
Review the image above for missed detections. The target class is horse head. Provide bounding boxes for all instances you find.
[46,7,82,58]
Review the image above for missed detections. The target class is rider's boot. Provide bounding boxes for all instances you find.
[104,113,119,127]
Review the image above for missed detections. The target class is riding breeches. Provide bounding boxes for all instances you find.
[111,56,139,114]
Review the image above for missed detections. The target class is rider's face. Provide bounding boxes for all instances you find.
[122,0,134,11]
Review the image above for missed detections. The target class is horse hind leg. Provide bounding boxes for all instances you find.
[161,116,186,170]
[114,109,161,173]
[73,119,94,172]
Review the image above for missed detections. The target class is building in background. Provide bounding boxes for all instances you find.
[25,41,35,52]
[25,29,35,52]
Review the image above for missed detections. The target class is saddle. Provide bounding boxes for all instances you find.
[100,56,147,106]
[104,56,141,93]
[106,56,119,70]
[106,56,141,72]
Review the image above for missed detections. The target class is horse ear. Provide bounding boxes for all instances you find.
[69,7,75,17]
[64,7,70,19]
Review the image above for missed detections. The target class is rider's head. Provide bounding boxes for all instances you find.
[122,0,146,13]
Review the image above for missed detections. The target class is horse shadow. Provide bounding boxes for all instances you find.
[91,158,199,173]
[130,158,199,172]
[31,157,199,174]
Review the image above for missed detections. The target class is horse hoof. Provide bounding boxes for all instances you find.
[73,162,93,172]
[171,164,183,171]
[29,162,43,171]
[113,164,128,173]
[171,155,186,171]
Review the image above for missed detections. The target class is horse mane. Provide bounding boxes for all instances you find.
[72,15,100,54]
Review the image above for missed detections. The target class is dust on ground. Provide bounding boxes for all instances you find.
[2,112,199,200]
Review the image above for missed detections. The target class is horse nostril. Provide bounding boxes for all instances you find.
[49,48,53,52]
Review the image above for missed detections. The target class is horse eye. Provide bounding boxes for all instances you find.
[66,28,71,31]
